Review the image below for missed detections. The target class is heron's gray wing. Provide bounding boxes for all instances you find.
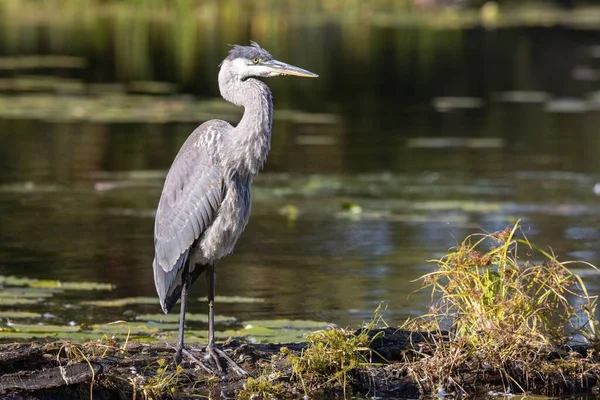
[153,147,223,273]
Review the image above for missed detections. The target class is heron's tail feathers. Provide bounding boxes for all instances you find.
[153,255,208,314]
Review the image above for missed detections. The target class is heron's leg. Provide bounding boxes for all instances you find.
[174,270,191,364]
[205,261,223,371]
[205,262,249,377]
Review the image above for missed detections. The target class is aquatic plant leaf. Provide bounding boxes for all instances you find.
[157,330,208,340]
[144,321,180,330]
[81,297,158,307]
[90,322,160,335]
[135,313,236,324]
[6,323,80,333]
[219,326,312,343]
[0,330,154,342]
[242,319,331,330]
[0,182,60,193]
[0,287,59,298]
[432,96,484,112]
[0,311,40,319]
[31,280,114,290]
[412,200,502,213]
[0,275,114,291]
[0,298,41,306]
[197,295,265,303]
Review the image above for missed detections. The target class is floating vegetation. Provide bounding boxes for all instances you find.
[0,298,41,306]
[135,313,236,324]
[278,204,299,221]
[4,323,80,334]
[0,311,41,319]
[406,137,504,149]
[0,275,114,291]
[432,97,484,112]
[294,134,337,146]
[93,181,160,192]
[492,90,550,103]
[411,200,502,213]
[0,182,60,193]
[0,273,332,344]
[88,170,167,181]
[338,201,363,219]
[197,295,265,304]
[0,320,163,342]
[81,297,158,307]
[105,208,156,218]
[544,98,589,113]
[0,287,57,299]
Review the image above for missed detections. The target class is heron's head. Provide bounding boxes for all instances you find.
[223,41,318,80]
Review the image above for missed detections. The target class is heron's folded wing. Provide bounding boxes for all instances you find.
[153,150,224,272]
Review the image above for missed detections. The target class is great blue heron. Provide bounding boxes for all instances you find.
[153,42,318,373]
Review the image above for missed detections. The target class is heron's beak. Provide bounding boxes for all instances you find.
[265,60,318,78]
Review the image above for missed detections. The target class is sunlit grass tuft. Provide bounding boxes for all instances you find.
[129,358,184,400]
[402,220,600,395]
[237,369,284,400]
[284,304,386,397]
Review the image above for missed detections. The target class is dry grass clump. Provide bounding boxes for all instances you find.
[402,220,600,395]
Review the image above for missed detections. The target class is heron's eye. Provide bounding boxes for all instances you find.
[252,57,260,64]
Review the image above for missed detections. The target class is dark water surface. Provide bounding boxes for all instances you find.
[1,7,600,336]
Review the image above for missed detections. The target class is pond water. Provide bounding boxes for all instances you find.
[1,4,600,343]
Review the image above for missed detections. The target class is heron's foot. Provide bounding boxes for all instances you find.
[164,341,214,375]
[174,347,183,365]
[207,343,249,377]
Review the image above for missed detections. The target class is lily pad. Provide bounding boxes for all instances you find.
[219,320,331,343]
[544,98,588,113]
[492,91,550,103]
[4,323,80,333]
[82,297,158,307]
[0,330,150,342]
[31,280,114,291]
[406,137,503,149]
[0,275,114,291]
[242,319,331,330]
[135,313,236,324]
[156,330,208,342]
[197,296,265,304]
[90,322,161,335]
[0,311,40,319]
[0,287,60,298]
[432,97,484,112]
[0,298,41,306]
[412,200,502,213]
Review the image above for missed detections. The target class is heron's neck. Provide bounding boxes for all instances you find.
[219,72,273,178]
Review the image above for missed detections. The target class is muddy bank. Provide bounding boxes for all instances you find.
[0,328,597,399]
